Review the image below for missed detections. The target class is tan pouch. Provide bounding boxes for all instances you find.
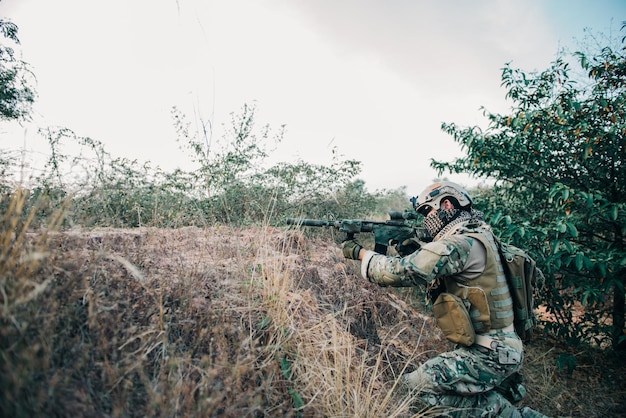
[433,292,476,346]
[461,286,491,334]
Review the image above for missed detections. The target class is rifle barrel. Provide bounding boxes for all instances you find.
[286,218,334,227]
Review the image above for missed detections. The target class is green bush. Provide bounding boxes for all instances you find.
[435,29,626,349]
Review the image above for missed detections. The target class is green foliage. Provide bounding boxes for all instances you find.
[0,19,36,121]
[556,353,577,377]
[2,102,391,230]
[171,103,370,224]
[435,29,626,349]
[172,103,280,198]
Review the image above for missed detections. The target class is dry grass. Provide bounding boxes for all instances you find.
[521,333,626,417]
[1,197,624,417]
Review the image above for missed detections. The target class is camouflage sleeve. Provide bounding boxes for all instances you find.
[362,235,474,287]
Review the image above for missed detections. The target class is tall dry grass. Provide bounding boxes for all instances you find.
[0,194,434,417]
[0,188,70,416]
[252,229,422,416]
[1,188,66,314]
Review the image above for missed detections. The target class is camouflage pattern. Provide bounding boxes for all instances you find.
[403,338,547,417]
[418,391,546,418]
[363,234,474,287]
[360,228,550,417]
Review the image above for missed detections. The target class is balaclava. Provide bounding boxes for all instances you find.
[423,208,485,240]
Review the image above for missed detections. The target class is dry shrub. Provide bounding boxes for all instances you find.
[1,223,292,417]
[0,188,71,416]
[520,333,626,417]
[0,211,443,417]
[253,229,444,417]
[6,211,616,417]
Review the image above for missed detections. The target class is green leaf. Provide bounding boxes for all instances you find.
[583,255,594,270]
[280,355,292,379]
[556,353,577,376]
[289,388,305,410]
[565,222,578,238]
[551,240,560,254]
[575,252,584,271]
[258,316,271,330]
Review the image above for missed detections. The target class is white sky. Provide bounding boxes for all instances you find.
[1,0,624,194]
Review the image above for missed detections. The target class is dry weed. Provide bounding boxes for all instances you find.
[1,216,623,417]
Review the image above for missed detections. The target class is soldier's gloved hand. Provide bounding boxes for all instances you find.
[342,239,363,260]
[395,238,421,256]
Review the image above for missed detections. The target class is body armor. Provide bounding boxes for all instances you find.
[443,231,514,333]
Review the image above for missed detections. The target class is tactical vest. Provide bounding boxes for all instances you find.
[443,231,515,333]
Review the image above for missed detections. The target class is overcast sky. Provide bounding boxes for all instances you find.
[1,0,624,194]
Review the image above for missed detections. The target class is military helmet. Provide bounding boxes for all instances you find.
[413,181,472,216]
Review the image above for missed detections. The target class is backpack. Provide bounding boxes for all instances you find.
[494,237,544,341]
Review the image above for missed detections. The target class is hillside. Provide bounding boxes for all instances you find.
[1,226,624,417]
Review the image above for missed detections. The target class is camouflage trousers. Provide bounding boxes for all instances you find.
[403,335,548,417]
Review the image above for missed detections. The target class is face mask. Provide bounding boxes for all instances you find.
[422,208,461,238]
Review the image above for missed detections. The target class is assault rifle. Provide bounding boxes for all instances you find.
[286,211,431,255]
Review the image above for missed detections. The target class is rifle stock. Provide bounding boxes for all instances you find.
[287,211,430,255]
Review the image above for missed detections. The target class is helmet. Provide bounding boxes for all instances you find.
[413,181,472,216]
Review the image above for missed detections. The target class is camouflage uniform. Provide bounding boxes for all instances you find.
[360,226,549,417]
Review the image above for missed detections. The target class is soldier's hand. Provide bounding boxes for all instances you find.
[342,239,363,260]
[395,238,421,256]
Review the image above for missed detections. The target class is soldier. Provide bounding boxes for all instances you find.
[341,181,548,417]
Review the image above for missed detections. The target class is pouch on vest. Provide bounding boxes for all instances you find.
[459,286,491,334]
[433,292,476,346]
